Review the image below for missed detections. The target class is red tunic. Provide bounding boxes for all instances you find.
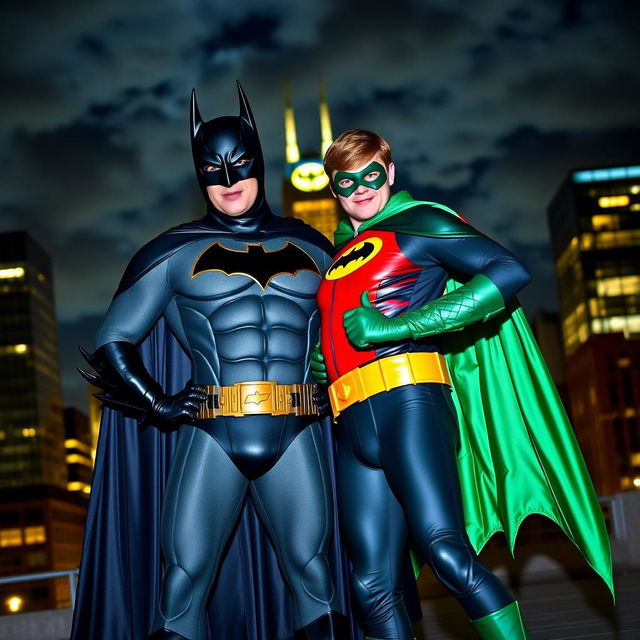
[317,231,420,383]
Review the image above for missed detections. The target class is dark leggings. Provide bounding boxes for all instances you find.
[337,383,513,639]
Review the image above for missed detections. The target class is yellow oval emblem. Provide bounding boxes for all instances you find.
[325,237,383,280]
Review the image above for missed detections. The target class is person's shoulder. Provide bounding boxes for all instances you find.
[114,223,206,296]
[375,202,483,239]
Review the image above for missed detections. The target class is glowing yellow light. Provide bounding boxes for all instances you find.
[24,526,46,545]
[6,596,23,613]
[598,195,630,208]
[290,161,330,192]
[0,529,23,547]
[591,214,618,230]
[14,344,28,354]
[633,477,640,488]
[21,427,36,437]
[65,439,92,454]
[65,453,92,466]
[0,267,25,279]
[68,481,91,493]
[631,452,640,466]
[292,199,336,214]
[631,185,640,194]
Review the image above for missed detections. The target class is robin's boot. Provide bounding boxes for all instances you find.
[471,601,530,639]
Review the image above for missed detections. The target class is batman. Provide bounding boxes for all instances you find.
[70,83,356,640]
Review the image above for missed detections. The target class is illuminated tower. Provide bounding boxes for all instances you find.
[548,165,640,356]
[547,165,640,494]
[282,80,342,240]
[0,231,67,489]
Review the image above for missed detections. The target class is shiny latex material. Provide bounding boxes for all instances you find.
[402,274,505,338]
[330,190,613,597]
[70,319,359,640]
[342,275,505,348]
[190,83,272,232]
[441,282,613,596]
[338,384,513,638]
[471,601,529,639]
[191,83,263,190]
[332,162,387,197]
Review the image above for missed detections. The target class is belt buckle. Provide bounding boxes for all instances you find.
[236,381,279,415]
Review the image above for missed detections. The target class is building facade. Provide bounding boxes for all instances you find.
[547,165,640,356]
[281,82,342,240]
[0,232,67,490]
[547,166,640,495]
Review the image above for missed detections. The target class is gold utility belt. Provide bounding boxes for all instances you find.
[197,381,319,419]
[328,352,451,418]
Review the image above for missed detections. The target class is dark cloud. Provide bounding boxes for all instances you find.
[1,0,638,409]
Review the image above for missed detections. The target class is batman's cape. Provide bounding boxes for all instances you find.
[334,190,614,596]
[71,337,361,637]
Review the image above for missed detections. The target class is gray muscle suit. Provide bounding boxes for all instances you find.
[93,85,346,640]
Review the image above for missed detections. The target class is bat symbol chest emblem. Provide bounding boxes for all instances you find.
[191,241,320,289]
[325,237,383,280]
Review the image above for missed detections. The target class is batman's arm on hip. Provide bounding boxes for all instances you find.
[82,250,205,430]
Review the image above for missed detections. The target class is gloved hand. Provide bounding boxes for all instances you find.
[343,291,411,348]
[310,342,328,384]
[144,380,208,431]
[96,341,207,431]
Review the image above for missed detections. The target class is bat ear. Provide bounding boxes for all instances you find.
[237,80,257,131]
[191,88,203,139]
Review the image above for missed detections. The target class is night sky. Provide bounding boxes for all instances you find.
[1,0,639,411]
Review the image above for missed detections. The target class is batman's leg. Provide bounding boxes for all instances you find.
[250,422,345,636]
[336,420,413,640]
[379,384,514,621]
[152,425,249,640]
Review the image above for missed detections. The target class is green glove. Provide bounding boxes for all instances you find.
[310,342,328,384]
[343,292,411,348]
[402,274,505,339]
[343,275,505,348]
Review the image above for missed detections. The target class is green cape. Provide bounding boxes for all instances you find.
[334,191,613,596]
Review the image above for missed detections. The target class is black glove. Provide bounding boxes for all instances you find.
[90,341,207,431]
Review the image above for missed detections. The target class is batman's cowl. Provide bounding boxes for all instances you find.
[190,82,273,234]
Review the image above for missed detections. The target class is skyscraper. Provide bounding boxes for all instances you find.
[0,231,67,489]
[547,165,640,356]
[282,81,342,240]
[547,165,640,494]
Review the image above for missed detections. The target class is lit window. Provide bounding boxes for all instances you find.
[21,427,36,438]
[596,275,640,298]
[631,452,640,466]
[0,267,25,280]
[0,528,23,547]
[598,195,630,208]
[24,526,46,545]
[631,185,640,194]
[591,214,619,230]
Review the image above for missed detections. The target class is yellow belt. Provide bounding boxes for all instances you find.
[328,352,451,417]
[197,381,319,418]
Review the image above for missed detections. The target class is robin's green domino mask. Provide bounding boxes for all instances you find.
[332,161,388,197]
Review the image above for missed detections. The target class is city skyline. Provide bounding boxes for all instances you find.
[1,1,639,409]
